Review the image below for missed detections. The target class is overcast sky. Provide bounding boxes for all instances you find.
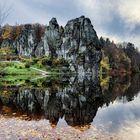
[0,0,140,47]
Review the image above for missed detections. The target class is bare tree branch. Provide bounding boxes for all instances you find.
[0,4,11,25]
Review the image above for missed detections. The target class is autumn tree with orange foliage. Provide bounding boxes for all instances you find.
[2,24,13,40]
[34,24,45,43]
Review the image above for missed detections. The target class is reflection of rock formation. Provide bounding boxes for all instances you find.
[0,75,140,128]
[0,76,103,127]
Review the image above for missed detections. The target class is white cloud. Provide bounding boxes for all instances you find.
[76,0,116,26]
[76,0,140,27]
[94,93,140,133]
[118,0,140,25]
[76,0,140,47]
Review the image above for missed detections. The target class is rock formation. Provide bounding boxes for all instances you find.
[44,18,63,58]
[0,16,102,75]
[63,16,102,74]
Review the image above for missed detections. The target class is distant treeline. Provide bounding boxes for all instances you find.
[100,37,140,74]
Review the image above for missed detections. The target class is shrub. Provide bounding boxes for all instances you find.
[25,63,30,68]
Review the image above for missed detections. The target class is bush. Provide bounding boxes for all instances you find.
[25,63,30,68]
[33,58,39,63]
[46,60,52,66]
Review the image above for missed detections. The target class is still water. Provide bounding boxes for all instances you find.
[0,74,140,140]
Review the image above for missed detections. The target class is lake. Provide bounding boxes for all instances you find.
[0,74,140,140]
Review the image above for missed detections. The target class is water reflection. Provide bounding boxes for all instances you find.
[0,74,140,130]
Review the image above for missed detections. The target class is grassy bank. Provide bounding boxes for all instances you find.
[0,61,42,75]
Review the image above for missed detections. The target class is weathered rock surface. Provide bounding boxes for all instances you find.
[0,16,102,75]
[62,16,101,74]
[44,18,63,58]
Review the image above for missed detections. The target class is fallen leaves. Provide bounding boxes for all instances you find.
[0,115,120,140]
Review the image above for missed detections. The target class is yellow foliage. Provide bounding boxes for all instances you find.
[100,56,110,70]
[100,76,110,90]
[100,51,110,75]
[0,47,14,55]
[0,90,12,99]
[2,25,13,40]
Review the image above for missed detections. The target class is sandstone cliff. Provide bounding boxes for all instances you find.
[0,16,102,75]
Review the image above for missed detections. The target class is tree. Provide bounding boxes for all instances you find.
[2,24,13,40]
[124,42,140,72]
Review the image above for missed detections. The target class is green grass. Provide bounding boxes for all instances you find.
[20,56,69,74]
[0,74,69,87]
[0,61,42,75]
[32,63,61,73]
[0,57,70,88]
[0,54,72,79]
[0,75,39,86]
[4,66,40,75]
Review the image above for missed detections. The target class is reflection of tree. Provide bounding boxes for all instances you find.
[102,75,140,105]
[0,74,140,129]
[102,75,131,105]
[123,74,140,101]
